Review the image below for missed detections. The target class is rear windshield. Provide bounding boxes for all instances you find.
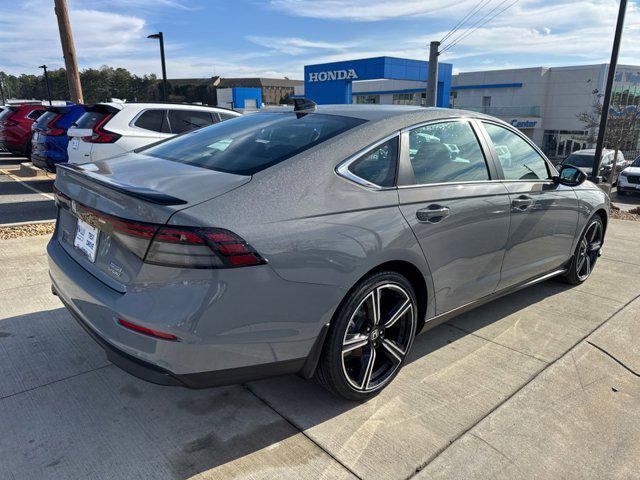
[35,111,58,128]
[563,154,594,168]
[0,109,14,121]
[143,112,366,175]
[76,111,109,129]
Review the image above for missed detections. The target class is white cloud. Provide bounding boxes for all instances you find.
[267,0,481,21]
[246,36,354,55]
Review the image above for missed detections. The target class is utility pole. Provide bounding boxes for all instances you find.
[592,0,627,182]
[426,41,440,107]
[54,0,84,104]
[148,32,168,102]
[39,65,53,106]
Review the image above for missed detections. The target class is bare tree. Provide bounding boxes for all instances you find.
[577,90,640,190]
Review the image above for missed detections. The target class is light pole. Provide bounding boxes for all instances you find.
[592,0,628,182]
[147,32,168,102]
[39,65,52,106]
[426,41,440,107]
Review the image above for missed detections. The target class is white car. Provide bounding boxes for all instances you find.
[560,148,627,184]
[67,102,241,164]
[617,156,640,196]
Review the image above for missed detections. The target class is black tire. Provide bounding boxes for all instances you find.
[561,216,604,286]
[315,271,418,401]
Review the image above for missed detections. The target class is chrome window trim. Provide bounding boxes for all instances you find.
[335,132,400,191]
[397,179,504,189]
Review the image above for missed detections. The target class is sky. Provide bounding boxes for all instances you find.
[1,0,639,79]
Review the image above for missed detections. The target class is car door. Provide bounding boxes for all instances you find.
[397,119,511,314]
[480,121,579,289]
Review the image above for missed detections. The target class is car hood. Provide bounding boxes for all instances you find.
[622,166,640,175]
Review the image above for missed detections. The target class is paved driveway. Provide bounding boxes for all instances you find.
[1,220,639,479]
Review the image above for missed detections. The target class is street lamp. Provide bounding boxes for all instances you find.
[38,65,52,106]
[147,32,168,102]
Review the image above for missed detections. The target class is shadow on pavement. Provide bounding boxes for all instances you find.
[0,279,578,478]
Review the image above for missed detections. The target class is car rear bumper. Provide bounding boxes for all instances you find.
[47,234,339,387]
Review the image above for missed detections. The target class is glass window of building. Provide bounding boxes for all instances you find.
[407,121,490,184]
[355,95,380,104]
[393,93,416,105]
[484,123,549,181]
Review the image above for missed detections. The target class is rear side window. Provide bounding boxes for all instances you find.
[483,123,549,180]
[408,121,489,184]
[218,112,238,121]
[346,137,398,187]
[144,112,366,175]
[27,109,45,120]
[76,111,109,129]
[167,110,215,134]
[134,109,166,132]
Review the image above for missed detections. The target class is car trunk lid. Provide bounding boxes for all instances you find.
[54,153,250,291]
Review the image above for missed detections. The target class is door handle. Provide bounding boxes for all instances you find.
[417,205,450,223]
[512,195,534,211]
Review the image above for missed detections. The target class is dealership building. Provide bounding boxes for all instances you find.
[295,58,640,159]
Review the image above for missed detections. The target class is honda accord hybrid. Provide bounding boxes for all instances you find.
[48,101,609,401]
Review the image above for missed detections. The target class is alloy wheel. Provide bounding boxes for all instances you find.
[341,283,416,393]
[576,220,603,281]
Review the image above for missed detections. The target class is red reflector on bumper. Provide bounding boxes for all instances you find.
[118,318,178,341]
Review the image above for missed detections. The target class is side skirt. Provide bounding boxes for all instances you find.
[418,267,567,334]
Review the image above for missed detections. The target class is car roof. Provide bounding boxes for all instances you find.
[96,102,239,113]
[306,104,495,123]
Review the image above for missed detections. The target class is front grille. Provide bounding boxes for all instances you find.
[627,175,640,184]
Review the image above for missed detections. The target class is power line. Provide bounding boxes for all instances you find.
[440,0,512,51]
[440,0,494,44]
[440,0,520,53]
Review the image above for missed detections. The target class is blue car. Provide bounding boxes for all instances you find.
[31,104,85,172]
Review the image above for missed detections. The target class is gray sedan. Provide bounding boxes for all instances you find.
[48,102,609,401]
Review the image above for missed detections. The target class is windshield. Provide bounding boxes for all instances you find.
[563,154,594,168]
[34,111,58,129]
[76,110,109,129]
[143,112,366,175]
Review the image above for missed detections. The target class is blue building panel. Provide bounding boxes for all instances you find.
[304,56,453,107]
[231,87,262,109]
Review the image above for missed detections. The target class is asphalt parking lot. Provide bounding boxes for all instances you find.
[0,152,55,225]
[1,219,639,479]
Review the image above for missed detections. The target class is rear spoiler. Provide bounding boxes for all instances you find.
[58,164,188,206]
[83,104,122,115]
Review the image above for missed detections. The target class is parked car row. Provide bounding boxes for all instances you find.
[1,101,241,170]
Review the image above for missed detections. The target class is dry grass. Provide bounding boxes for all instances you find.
[611,208,640,221]
[0,222,55,240]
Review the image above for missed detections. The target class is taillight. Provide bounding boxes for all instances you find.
[146,226,266,268]
[117,318,178,341]
[82,114,121,143]
[45,114,65,136]
[64,200,265,269]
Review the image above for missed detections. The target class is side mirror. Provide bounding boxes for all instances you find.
[554,164,587,186]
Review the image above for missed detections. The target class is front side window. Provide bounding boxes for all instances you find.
[484,123,550,180]
[346,137,398,187]
[144,112,366,175]
[167,110,215,134]
[407,121,489,184]
[134,109,166,132]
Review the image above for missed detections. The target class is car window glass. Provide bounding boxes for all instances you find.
[348,137,398,187]
[407,121,489,184]
[34,111,57,129]
[76,111,108,129]
[168,110,214,134]
[484,123,550,180]
[144,112,366,175]
[218,112,238,121]
[27,110,45,120]
[134,109,165,132]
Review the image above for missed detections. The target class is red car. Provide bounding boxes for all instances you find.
[0,105,47,157]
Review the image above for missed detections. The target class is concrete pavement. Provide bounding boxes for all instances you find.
[0,220,638,479]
